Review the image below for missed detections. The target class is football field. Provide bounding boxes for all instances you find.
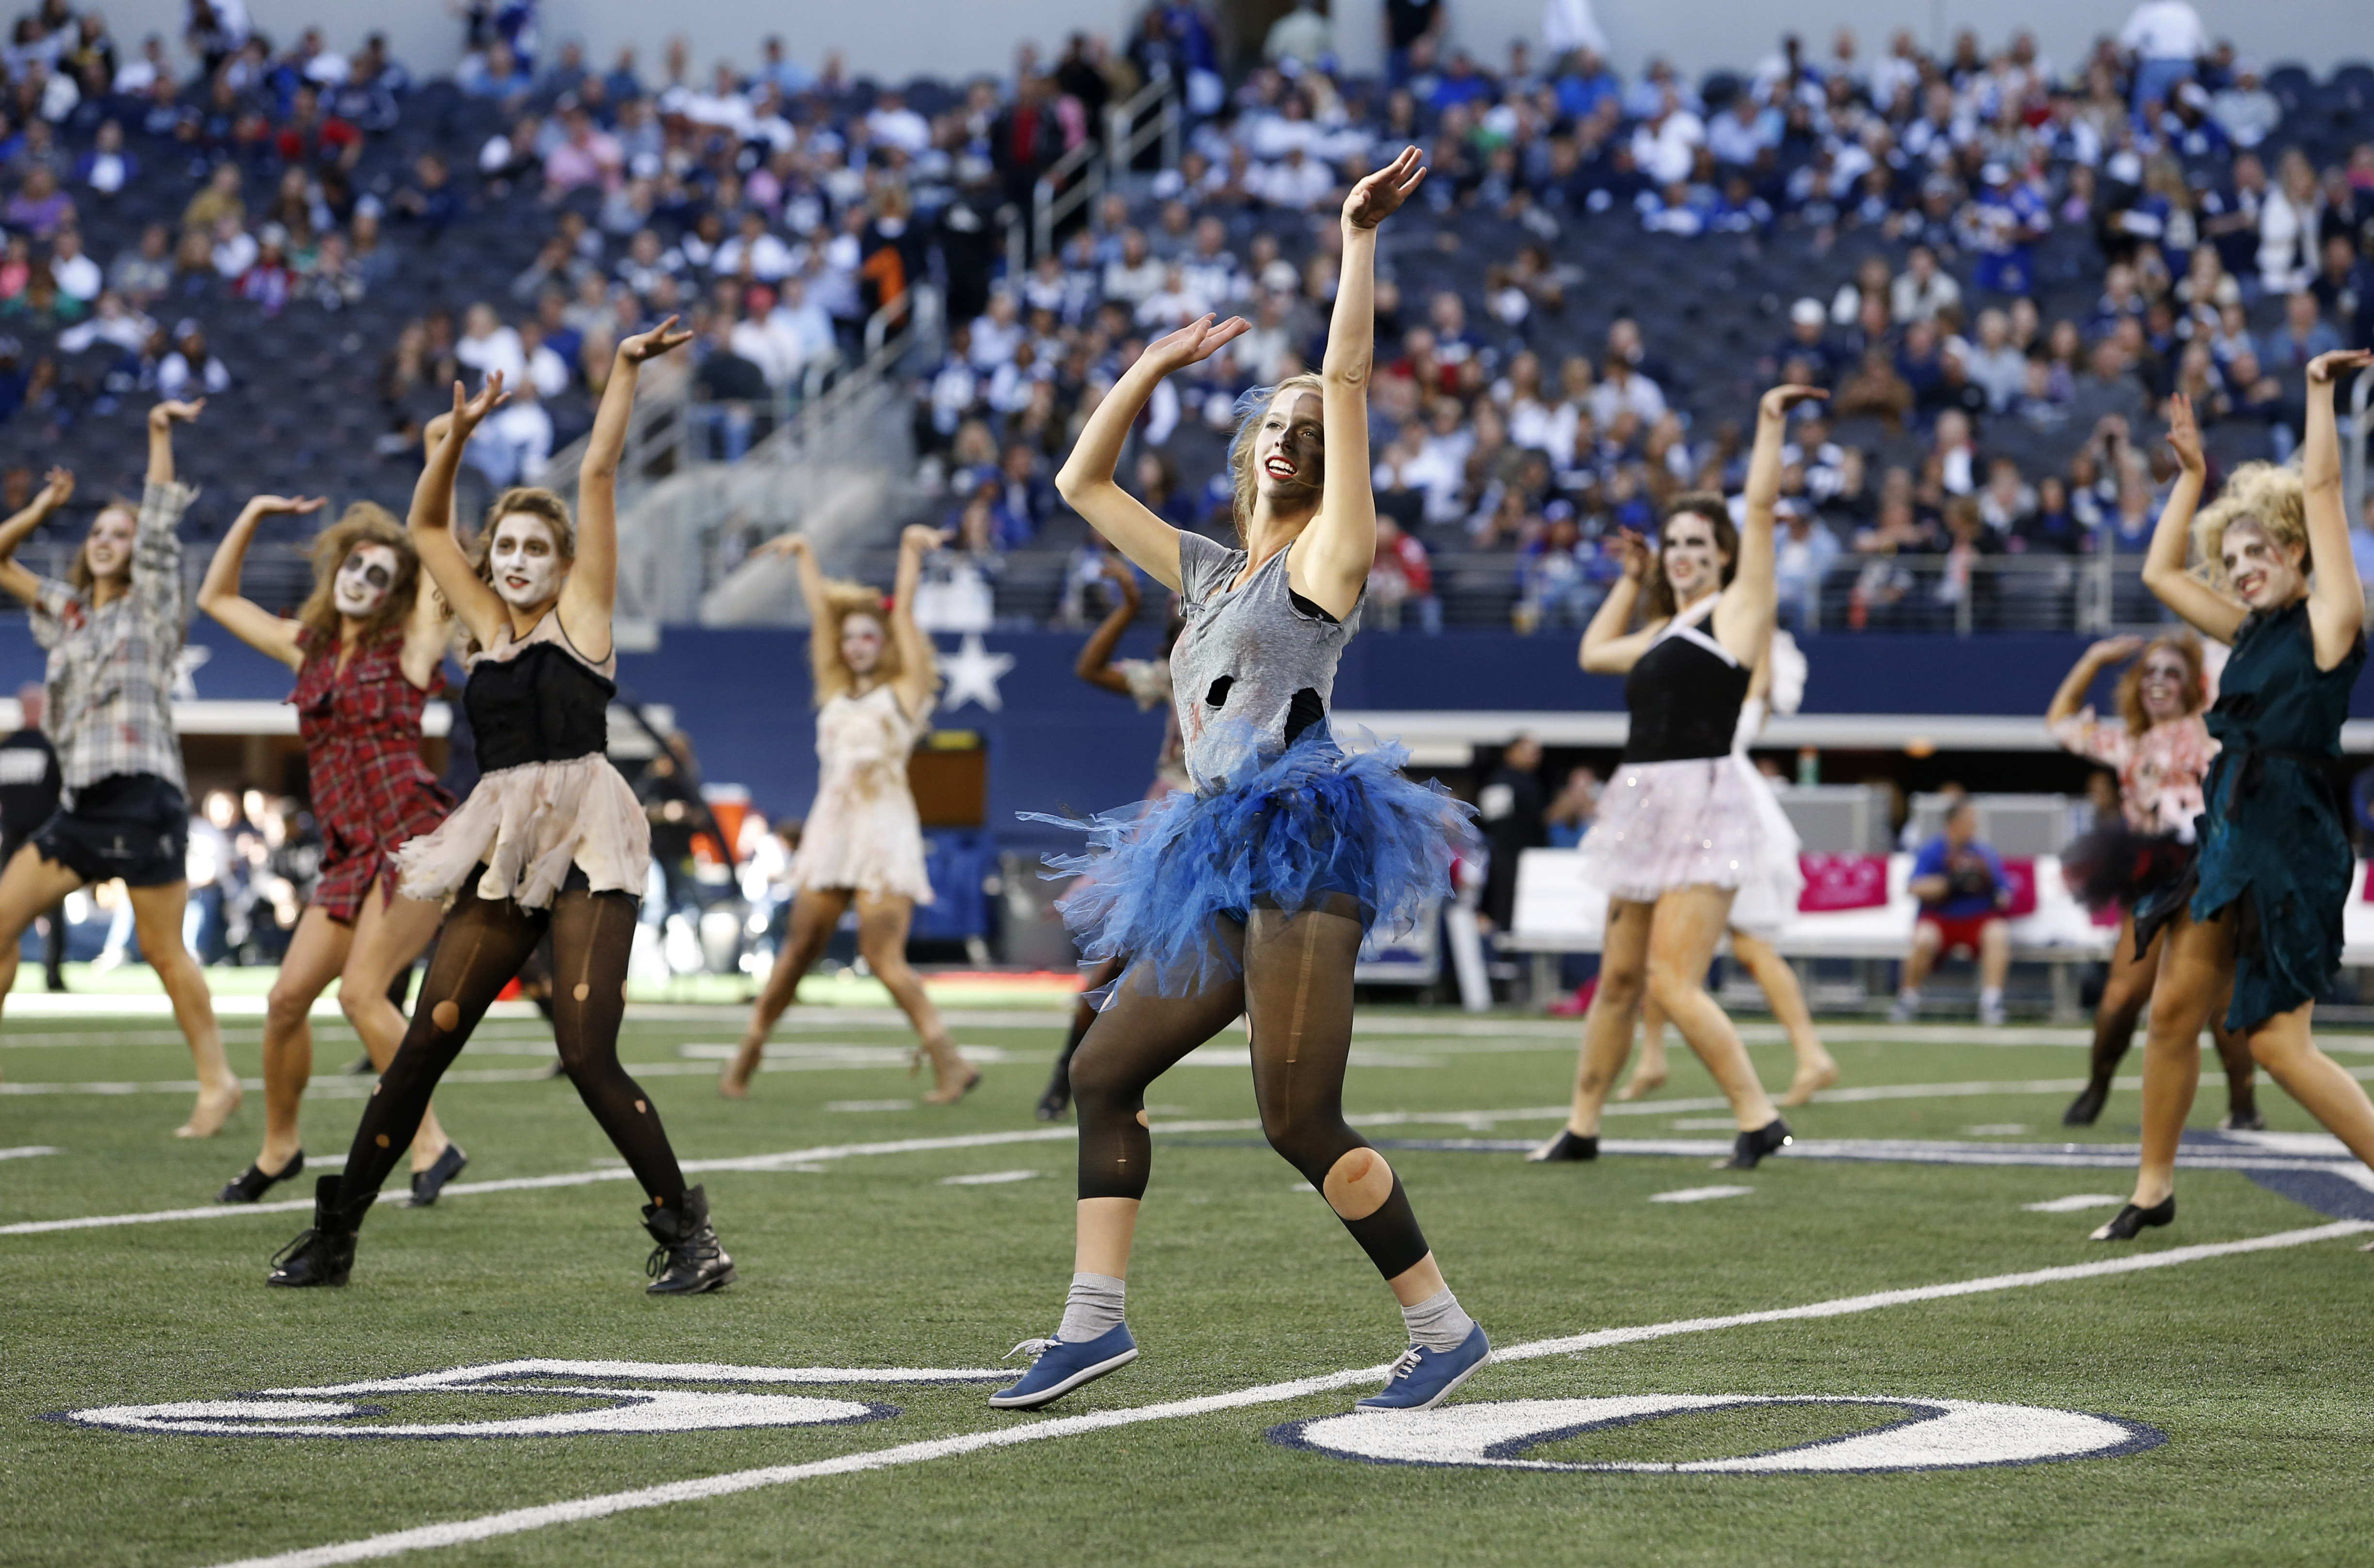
[6,991,2374,1568]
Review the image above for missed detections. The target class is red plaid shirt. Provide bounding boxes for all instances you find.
[290,629,455,918]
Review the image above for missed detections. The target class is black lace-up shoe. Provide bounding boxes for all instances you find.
[643,1184,736,1294]
[267,1175,377,1287]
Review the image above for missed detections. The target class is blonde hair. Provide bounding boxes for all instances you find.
[809,578,938,707]
[295,502,419,648]
[1225,372,1326,546]
[2190,461,2309,591]
[455,487,577,655]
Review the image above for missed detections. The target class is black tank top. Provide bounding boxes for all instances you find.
[1620,594,1750,764]
[466,640,615,772]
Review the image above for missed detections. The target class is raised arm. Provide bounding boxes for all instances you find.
[1714,384,1825,664]
[1579,528,1664,673]
[1296,147,1428,620]
[564,314,693,655]
[398,549,453,692]
[1074,559,1145,695]
[2303,350,2374,670]
[2046,636,2143,727]
[2140,393,2246,643]
[146,397,201,486]
[886,525,946,720]
[410,379,515,652]
[0,465,72,607]
[196,495,325,670]
[750,528,836,625]
[1055,315,1249,590]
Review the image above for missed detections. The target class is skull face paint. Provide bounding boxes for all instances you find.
[489,512,564,610]
[334,544,401,619]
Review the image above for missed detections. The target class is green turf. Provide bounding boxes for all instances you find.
[5,1000,2373,1567]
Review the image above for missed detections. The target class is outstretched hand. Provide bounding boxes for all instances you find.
[448,372,511,439]
[149,399,204,430]
[2163,392,2204,474]
[753,531,813,561]
[2307,348,2374,386]
[1140,314,1250,378]
[33,466,72,511]
[2085,635,2145,665]
[1344,145,1428,231]
[620,314,694,364]
[900,524,951,555]
[246,494,326,518]
[1758,384,1829,421]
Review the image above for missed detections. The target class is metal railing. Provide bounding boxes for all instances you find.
[1028,79,1183,264]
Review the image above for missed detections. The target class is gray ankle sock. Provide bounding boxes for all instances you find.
[1400,1287,1475,1353]
[1056,1272,1126,1342]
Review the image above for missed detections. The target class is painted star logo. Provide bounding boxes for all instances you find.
[936,634,1015,714]
[172,645,211,702]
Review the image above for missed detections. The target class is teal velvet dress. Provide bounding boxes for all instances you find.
[2137,600,2366,1030]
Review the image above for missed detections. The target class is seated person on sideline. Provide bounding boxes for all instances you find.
[1893,799,2013,1026]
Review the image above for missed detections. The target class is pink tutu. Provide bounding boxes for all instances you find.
[1576,755,1802,914]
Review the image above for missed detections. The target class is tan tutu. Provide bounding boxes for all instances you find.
[394,755,651,911]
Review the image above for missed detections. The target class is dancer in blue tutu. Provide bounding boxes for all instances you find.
[993,147,1487,1415]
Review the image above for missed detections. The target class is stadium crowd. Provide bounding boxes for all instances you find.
[0,1,2360,633]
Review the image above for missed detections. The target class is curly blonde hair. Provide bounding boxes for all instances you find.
[1224,372,1326,546]
[809,579,939,708]
[295,502,420,648]
[2190,462,2310,591]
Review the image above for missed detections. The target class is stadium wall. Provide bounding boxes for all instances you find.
[94,0,2371,88]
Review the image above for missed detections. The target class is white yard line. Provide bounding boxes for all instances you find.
[0,1144,58,1160]
[202,1217,2373,1568]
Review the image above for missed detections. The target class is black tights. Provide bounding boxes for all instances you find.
[1069,895,1431,1281]
[334,881,686,1215]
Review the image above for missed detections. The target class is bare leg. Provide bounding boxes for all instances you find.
[1617,995,1669,1101]
[2127,911,2231,1208]
[857,890,975,1103]
[340,885,453,1170]
[722,887,850,1096]
[124,880,238,1137]
[1901,921,1942,992]
[2072,913,2158,1120]
[1646,885,1779,1132]
[1978,918,2012,993]
[1731,929,1838,1104]
[2245,1004,2374,1168]
[254,905,353,1174]
[0,845,84,1084]
[1564,898,1653,1136]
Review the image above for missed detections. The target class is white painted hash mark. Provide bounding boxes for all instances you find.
[198,1219,2372,1568]
[0,1145,60,1160]
[937,1170,1041,1186]
[2022,1194,2131,1214]
[1647,1186,1753,1204]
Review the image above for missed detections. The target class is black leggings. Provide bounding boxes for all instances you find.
[1069,893,1431,1280]
[333,879,687,1214]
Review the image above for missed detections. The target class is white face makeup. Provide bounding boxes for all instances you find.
[1252,390,1324,501]
[1661,513,1730,601]
[83,507,137,585]
[2220,520,2304,611]
[333,543,401,619]
[2137,650,2191,722]
[488,513,564,610]
[840,612,885,676]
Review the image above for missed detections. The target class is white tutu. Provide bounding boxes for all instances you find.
[1575,755,1803,918]
[394,755,652,911]
[785,685,934,904]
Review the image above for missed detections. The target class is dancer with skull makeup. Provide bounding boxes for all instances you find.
[2092,354,2374,1243]
[0,402,238,1137]
[990,150,1490,1417]
[1531,385,1822,1172]
[2044,632,2257,1131]
[719,525,978,1104]
[196,496,468,1205]
[271,319,734,1293]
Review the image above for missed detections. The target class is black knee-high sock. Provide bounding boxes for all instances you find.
[547,888,686,1208]
[336,888,544,1210]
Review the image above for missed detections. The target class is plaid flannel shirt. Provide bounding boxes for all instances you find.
[30,479,192,800]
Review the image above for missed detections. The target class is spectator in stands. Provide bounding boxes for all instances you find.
[1772,500,1838,630]
[1894,797,2014,1025]
[456,300,526,388]
[107,223,171,307]
[692,315,766,461]
[1367,514,1439,632]
[2120,0,2206,113]
[156,319,227,397]
[179,161,242,235]
[2259,149,2324,293]
[2264,288,2342,375]
[1890,245,1961,322]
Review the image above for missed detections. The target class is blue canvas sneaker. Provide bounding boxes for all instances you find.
[1355,1323,1491,1411]
[987,1324,1140,1410]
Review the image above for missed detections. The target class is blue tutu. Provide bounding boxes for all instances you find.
[1025,727,1478,998]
